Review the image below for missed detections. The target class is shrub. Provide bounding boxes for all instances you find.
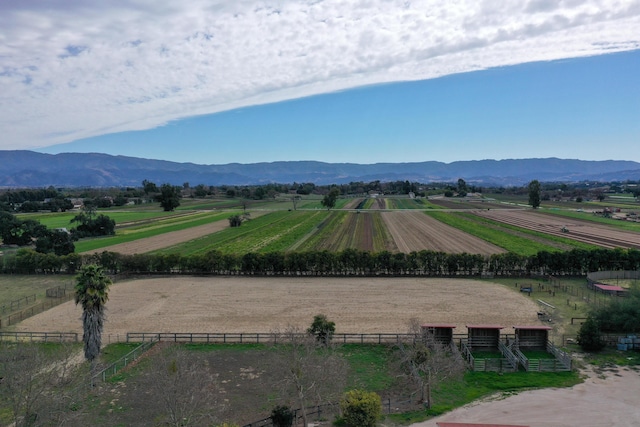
[270,405,294,427]
[577,316,606,351]
[340,389,382,427]
[307,314,335,345]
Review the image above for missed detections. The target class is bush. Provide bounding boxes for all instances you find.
[340,389,382,427]
[577,316,606,351]
[270,405,294,427]
[307,314,335,345]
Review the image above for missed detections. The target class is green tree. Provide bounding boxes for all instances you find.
[528,179,541,209]
[157,183,181,211]
[35,229,75,256]
[576,316,606,351]
[307,313,335,345]
[142,179,158,194]
[340,389,382,427]
[75,264,112,369]
[457,178,468,196]
[321,187,340,210]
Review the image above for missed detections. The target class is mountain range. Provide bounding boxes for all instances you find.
[0,150,639,187]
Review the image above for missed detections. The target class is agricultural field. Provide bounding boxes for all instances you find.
[294,211,397,252]
[6,194,640,259]
[75,210,236,253]
[471,209,640,250]
[425,211,574,256]
[381,211,505,254]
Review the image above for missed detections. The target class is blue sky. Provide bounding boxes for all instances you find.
[1,1,639,165]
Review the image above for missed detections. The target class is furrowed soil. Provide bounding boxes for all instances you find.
[381,211,506,254]
[472,209,640,250]
[13,277,542,339]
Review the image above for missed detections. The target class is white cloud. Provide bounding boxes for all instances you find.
[0,0,639,150]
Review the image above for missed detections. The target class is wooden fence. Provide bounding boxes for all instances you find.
[0,331,78,342]
[0,293,74,329]
[0,294,36,314]
[93,339,158,383]
[126,332,436,344]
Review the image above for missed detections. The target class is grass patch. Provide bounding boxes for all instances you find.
[338,344,397,391]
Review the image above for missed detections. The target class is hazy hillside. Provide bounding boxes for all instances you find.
[0,150,639,187]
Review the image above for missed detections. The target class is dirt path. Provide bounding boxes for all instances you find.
[411,366,640,427]
[82,218,231,255]
[381,211,506,254]
[13,277,542,341]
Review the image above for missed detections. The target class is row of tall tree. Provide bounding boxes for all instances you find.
[2,247,638,276]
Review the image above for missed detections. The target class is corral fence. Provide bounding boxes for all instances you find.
[0,331,78,342]
[126,332,473,345]
[0,293,74,329]
[93,338,158,383]
[0,294,36,315]
[46,285,68,298]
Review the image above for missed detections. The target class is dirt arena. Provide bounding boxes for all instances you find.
[14,277,542,339]
[412,366,640,427]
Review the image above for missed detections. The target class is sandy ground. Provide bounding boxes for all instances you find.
[411,366,640,427]
[14,277,542,341]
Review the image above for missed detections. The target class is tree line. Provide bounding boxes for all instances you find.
[2,247,638,277]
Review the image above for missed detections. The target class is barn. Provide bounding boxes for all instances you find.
[460,325,517,372]
[421,323,456,346]
[512,325,572,372]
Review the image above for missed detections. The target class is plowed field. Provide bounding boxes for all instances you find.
[472,209,640,249]
[381,211,506,254]
[13,277,542,339]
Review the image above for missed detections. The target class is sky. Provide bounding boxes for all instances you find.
[1,1,639,165]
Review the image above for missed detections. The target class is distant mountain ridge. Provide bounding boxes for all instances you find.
[0,150,638,187]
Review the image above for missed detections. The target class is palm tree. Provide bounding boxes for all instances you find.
[75,264,111,370]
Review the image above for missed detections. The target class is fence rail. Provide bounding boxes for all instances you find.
[93,339,158,383]
[0,331,78,342]
[0,294,36,315]
[126,332,434,344]
[0,293,74,329]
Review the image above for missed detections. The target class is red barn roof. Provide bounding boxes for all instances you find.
[595,284,627,292]
[437,423,529,427]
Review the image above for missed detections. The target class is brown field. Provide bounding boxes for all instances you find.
[472,209,640,249]
[13,277,542,340]
[381,211,506,254]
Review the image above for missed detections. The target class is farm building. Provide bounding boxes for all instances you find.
[512,326,572,372]
[460,325,518,372]
[589,283,628,297]
[421,323,456,346]
[437,423,530,427]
